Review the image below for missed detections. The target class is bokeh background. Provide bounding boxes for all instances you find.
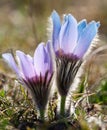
[0,0,107,72]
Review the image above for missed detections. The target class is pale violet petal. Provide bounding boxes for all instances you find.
[2,53,19,75]
[59,20,68,50]
[51,10,61,52]
[27,54,33,64]
[34,43,48,77]
[59,14,78,54]
[73,21,99,58]
[16,50,35,78]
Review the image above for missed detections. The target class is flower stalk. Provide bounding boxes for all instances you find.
[39,108,45,121]
[60,96,66,117]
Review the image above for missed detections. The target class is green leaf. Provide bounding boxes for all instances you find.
[0,89,5,97]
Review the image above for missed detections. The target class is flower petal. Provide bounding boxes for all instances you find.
[63,14,68,22]
[27,54,33,64]
[73,21,100,58]
[78,19,87,40]
[45,41,53,73]
[59,14,78,54]
[2,53,19,75]
[34,43,48,77]
[51,10,61,52]
[96,21,100,28]
[16,50,35,79]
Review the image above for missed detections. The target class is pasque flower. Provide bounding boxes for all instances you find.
[51,11,100,116]
[2,41,53,120]
[51,10,100,96]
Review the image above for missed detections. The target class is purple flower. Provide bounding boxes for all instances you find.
[2,41,53,116]
[51,10,100,59]
[51,11,100,96]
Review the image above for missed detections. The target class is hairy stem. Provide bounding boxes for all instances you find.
[60,96,66,117]
[39,109,45,121]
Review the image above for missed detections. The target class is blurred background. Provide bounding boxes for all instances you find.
[0,0,107,73]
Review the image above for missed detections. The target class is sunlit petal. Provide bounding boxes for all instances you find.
[2,53,19,76]
[16,50,36,79]
[51,10,61,52]
[34,43,48,77]
[73,21,99,58]
[59,14,78,54]
[77,19,87,40]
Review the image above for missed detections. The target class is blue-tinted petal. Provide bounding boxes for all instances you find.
[45,41,53,73]
[78,19,87,40]
[16,51,35,79]
[96,21,100,28]
[64,14,68,22]
[73,21,99,58]
[51,10,61,52]
[59,14,78,54]
[2,53,19,76]
[34,43,48,77]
